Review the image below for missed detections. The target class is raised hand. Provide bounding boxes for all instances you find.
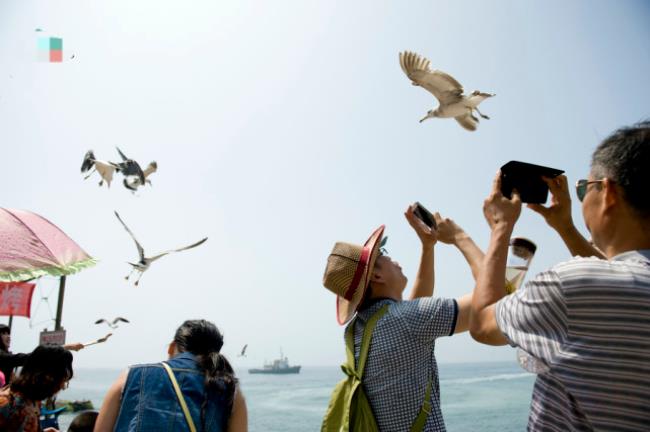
[435,214,467,245]
[527,175,574,233]
[483,171,522,231]
[404,204,437,248]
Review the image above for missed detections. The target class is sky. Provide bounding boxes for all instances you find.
[1,0,649,370]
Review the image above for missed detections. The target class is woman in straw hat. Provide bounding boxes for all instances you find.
[322,204,483,431]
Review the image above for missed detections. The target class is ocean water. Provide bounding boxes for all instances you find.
[55,361,535,431]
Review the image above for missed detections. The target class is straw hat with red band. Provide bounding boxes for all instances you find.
[322,225,385,325]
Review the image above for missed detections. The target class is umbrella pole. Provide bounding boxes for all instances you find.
[55,276,66,331]
[8,315,12,331]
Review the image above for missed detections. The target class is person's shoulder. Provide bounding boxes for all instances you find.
[550,255,610,275]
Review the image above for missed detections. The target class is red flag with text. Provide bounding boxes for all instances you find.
[0,282,36,317]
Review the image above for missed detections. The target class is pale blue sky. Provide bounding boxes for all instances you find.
[1,0,649,368]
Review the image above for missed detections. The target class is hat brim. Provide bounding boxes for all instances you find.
[336,225,385,325]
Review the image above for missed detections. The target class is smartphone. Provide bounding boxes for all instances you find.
[413,202,437,229]
[500,161,564,204]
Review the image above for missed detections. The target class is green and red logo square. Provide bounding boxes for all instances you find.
[38,37,63,62]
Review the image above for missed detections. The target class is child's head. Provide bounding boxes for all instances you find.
[67,410,98,432]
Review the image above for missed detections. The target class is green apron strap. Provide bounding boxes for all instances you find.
[410,377,433,432]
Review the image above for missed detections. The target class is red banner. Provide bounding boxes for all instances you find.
[0,282,36,317]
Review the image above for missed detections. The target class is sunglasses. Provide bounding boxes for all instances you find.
[575,179,606,202]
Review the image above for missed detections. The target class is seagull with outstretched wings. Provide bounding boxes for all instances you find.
[114,211,208,286]
[95,317,130,329]
[399,51,495,131]
[81,150,120,187]
[115,147,146,189]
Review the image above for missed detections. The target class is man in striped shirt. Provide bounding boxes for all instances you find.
[471,121,650,431]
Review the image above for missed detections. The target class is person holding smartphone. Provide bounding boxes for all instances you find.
[321,204,483,431]
[471,121,650,431]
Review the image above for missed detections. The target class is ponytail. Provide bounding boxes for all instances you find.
[173,319,238,429]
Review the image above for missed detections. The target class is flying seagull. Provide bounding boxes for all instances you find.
[238,344,248,357]
[81,150,119,187]
[399,51,495,131]
[95,317,130,329]
[125,161,158,191]
[115,147,146,189]
[114,211,208,286]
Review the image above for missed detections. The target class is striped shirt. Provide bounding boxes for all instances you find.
[496,249,650,432]
[348,297,458,431]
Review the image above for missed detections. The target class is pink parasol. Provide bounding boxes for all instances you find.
[0,208,96,282]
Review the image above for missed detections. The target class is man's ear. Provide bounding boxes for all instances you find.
[601,178,619,212]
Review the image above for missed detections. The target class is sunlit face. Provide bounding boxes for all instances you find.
[1,332,10,351]
[372,255,408,293]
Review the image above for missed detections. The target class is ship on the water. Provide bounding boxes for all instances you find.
[249,351,301,374]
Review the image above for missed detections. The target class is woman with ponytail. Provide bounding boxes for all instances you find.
[95,320,247,432]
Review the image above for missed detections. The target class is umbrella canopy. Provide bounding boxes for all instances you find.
[0,208,96,282]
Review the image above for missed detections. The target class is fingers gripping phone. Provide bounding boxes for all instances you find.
[413,202,437,229]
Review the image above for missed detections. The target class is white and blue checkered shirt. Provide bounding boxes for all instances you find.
[496,250,650,431]
[347,297,458,431]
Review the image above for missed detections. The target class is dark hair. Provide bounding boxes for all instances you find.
[591,120,650,218]
[68,410,98,432]
[173,320,237,428]
[11,345,73,401]
[0,324,9,352]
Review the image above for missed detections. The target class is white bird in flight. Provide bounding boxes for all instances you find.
[81,150,119,188]
[114,211,208,286]
[399,51,495,131]
[95,317,130,329]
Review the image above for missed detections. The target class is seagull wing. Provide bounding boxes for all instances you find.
[143,162,158,178]
[241,344,248,356]
[399,51,463,105]
[114,211,146,261]
[466,92,495,108]
[116,147,129,162]
[81,150,96,173]
[95,318,108,325]
[454,114,478,132]
[113,317,130,324]
[149,237,208,261]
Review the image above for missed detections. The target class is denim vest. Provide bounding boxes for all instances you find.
[114,352,228,432]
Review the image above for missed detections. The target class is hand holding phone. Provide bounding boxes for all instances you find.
[500,161,564,204]
[413,201,437,229]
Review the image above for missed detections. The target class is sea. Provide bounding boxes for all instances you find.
[55,361,535,431]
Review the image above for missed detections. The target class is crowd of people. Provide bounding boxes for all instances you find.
[0,320,247,432]
[0,121,647,431]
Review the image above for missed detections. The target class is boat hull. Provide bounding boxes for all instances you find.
[248,366,301,374]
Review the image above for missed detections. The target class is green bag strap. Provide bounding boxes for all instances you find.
[410,377,433,432]
[343,304,389,379]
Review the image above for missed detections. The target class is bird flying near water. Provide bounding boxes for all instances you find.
[114,211,208,286]
[399,51,495,131]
